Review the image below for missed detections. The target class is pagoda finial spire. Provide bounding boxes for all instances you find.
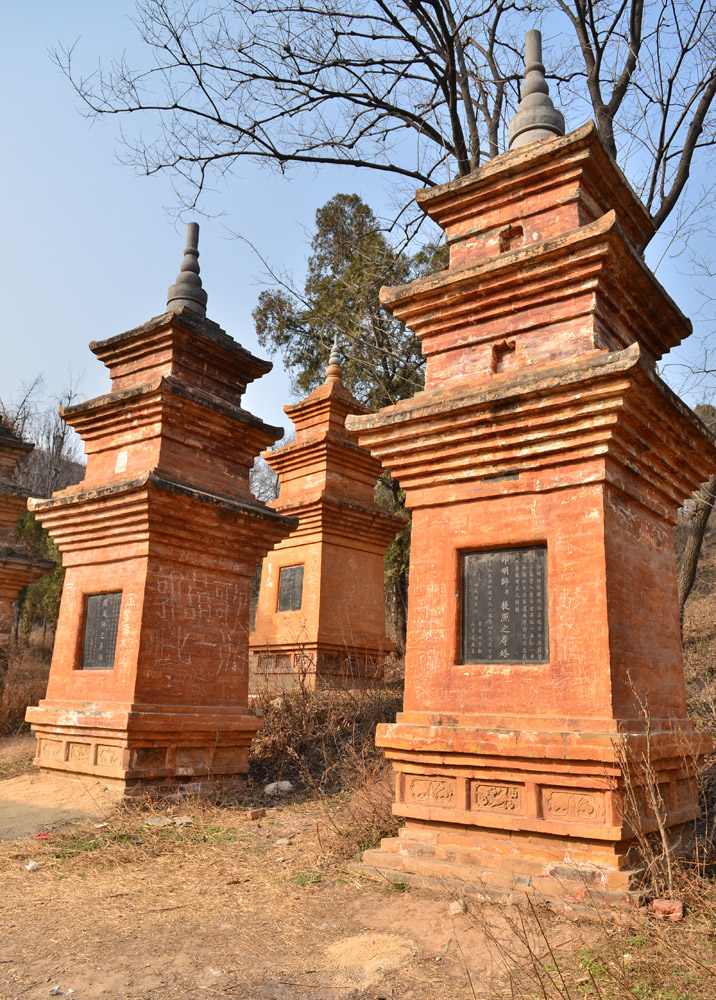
[508,29,565,150]
[325,334,343,384]
[167,222,208,317]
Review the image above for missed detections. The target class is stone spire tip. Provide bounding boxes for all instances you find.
[325,334,343,384]
[508,29,565,151]
[167,221,208,318]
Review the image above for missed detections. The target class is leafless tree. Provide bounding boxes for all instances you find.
[249,430,295,503]
[0,375,86,498]
[0,375,45,441]
[678,474,716,622]
[59,0,530,213]
[677,403,716,621]
[250,454,280,503]
[58,2,716,235]
[555,1,716,235]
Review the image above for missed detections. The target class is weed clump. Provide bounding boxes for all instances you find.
[247,672,404,856]
[248,679,402,793]
[0,640,51,734]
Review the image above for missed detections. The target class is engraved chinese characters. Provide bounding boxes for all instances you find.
[462,546,548,664]
[81,592,122,670]
[277,565,304,612]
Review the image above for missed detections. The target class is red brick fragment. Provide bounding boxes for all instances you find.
[651,899,684,920]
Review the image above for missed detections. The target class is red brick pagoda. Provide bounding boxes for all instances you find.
[0,421,53,636]
[26,225,294,793]
[250,339,403,690]
[346,32,716,903]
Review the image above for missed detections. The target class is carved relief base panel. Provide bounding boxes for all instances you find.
[249,641,386,693]
[32,715,259,793]
[360,723,707,903]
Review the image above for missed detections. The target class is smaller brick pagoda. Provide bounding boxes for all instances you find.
[0,420,53,636]
[249,339,404,690]
[26,224,295,792]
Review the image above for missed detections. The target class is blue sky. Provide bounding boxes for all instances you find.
[1,1,390,434]
[2,2,715,443]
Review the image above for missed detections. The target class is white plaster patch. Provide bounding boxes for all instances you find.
[114,450,128,474]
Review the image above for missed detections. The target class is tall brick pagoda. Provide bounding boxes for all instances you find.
[346,32,716,902]
[249,338,404,690]
[26,224,294,792]
[0,421,53,636]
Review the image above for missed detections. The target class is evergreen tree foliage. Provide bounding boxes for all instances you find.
[253,193,447,409]
[15,511,64,641]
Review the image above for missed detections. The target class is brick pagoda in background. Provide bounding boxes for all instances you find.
[26,224,294,792]
[346,31,716,903]
[0,421,53,636]
[249,339,403,690]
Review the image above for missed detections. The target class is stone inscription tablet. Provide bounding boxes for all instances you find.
[462,546,548,664]
[81,592,122,670]
[277,565,304,612]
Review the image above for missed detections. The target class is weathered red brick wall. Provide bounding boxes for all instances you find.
[403,485,612,721]
[317,538,392,647]
[42,557,146,707]
[603,485,686,721]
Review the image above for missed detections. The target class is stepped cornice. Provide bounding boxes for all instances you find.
[380,211,689,369]
[347,344,716,517]
[416,121,654,252]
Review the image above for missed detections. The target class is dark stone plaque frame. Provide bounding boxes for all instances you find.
[81,592,122,670]
[461,546,548,665]
[277,564,304,612]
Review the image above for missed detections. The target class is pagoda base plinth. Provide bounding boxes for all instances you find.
[365,716,710,909]
[357,825,652,913]
[27,702,262,796]
[249,641,390,693]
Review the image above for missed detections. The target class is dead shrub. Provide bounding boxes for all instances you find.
[246,676,403,857]
[0,641,51,734]
[459,883,716,1000]
[316,749,400,860]
[452,683,716,999]
[248,680,402,793]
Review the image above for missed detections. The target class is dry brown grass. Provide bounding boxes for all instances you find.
[314,753,399,859]
[248,679,403,790]
[0,734,35,779]
[681,521,716,871]
[0,792,492,1000]
[459,882,716,999]
[0,537,714,998]
[244,676,404,859]
[0,640,50,734]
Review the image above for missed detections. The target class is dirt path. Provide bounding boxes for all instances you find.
[0,740,574,1000]
[0,771,122,840]
[0,805,509,1000]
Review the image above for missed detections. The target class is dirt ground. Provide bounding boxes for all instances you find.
[0,736,579,1000]
[0,767,121,841]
